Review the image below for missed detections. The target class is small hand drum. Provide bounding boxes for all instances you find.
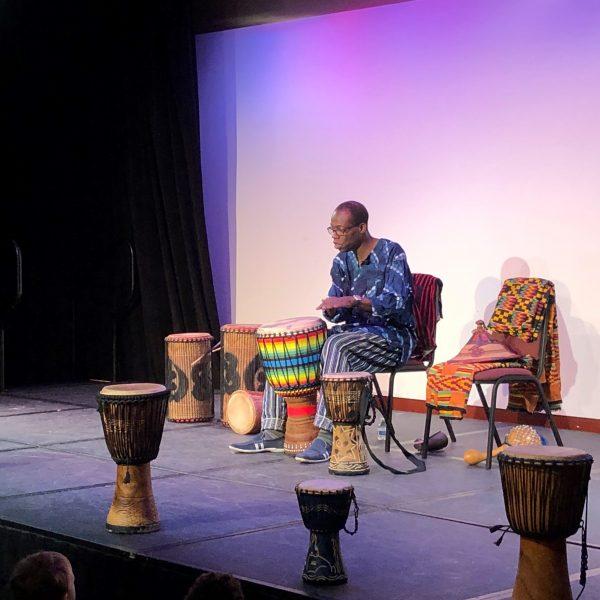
[295,478,359,585]
[227,390,263,435]
[499,446,593,599]
[322,372,371,476]
[257,317,327,454]
[97,383,169,533]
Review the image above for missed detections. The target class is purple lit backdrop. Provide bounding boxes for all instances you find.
[197,0,600,416]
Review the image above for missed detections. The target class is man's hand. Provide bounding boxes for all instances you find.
[316,296,357,311]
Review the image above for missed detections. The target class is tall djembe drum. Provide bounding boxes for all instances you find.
[498,446,592,600]
[97,383,169,533]
[219,324,264,426]
[322,373,371,476]
[296,479,359,585]
[165,333,213,423]
[256,317,326,455]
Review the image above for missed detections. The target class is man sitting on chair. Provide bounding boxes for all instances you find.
[230,201,416,463]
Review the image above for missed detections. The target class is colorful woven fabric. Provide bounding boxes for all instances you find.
[426,278,561,419]
[412,274,443,362]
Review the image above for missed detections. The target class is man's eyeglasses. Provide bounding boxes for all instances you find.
[327,225,360,237]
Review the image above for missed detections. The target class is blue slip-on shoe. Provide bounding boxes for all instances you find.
[294,437,332,463]
[229,433,285,453]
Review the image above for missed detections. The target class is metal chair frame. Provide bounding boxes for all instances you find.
[372,278,455,453]
[421,293,563,468]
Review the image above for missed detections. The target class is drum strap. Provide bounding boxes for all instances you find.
[343,491,360,536]
[360,380,426,475]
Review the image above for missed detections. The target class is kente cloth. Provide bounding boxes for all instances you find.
[412,274,443,362]
[325,238,416,354]
[426,278,562,419]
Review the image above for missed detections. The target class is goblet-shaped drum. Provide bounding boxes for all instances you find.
[97,383,169,533]
[322,372,371,476]
[256,317,327,455]
[219,324,265,426]
[498,446,593,600]
[295,479,358,585]
[165,332,213,423]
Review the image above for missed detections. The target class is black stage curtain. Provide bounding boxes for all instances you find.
[0,0,219,384]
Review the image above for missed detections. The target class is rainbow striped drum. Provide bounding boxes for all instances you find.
[257,317,327,396]
[257,317,327,454]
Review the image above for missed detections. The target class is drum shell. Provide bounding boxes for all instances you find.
[165,334,213,422]
[498,453,592,539]
[257,324,327,396]
[295,487,353,533]
[227,390,263,435]
[219,325,265,425]
[322,379,368,424]
[98,391,169,465]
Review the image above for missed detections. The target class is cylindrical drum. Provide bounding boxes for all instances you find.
[322,372,371,476]
[257,317,327,455]
[498,446,593,600]
[220,324,265,426]
[227,390,263,435]
[165,332,213,423]
[295,478,358,585]
[97,383,169,534]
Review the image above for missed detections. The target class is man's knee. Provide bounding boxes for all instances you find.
[321,332,361,363]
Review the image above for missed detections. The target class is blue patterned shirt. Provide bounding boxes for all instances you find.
[325,238,416,350]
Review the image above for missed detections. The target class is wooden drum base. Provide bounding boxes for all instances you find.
[513,537,572,600]
[329,424,369,476]
[106,464,160,534]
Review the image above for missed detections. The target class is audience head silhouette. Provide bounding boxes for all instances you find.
[9,551,76,600]
[184,572,244,600]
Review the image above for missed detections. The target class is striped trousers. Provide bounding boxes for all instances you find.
[261,331,414,433]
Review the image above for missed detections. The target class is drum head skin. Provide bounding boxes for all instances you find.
[258,317,326,336]
[100,383,167,396]
[503,445,591,461]
[296,478,354,494]
[227,390,262,435]
[321,372,372,382]
[165,333,213,342]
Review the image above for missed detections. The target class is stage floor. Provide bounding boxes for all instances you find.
[1,383,599,599]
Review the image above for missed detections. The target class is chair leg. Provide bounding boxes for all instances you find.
[422,405,433,459]
[534,380,563,446]
[475,383,502,447]
[485,383,500,470]
[385,372,396,453]
[443,418,456,442]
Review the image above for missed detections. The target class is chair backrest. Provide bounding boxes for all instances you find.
[411,273,443,364]
[487,277,555,377]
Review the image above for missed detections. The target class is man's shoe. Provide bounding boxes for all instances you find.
[294,438,332,463]
[229,433,284,453]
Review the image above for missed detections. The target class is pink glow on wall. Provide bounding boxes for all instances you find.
[197,0,600,417]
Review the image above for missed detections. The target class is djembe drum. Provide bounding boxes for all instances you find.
[220,324,265,426]
[257,317,327,455]
[498,446,593,599]
[165,332,213,422]
[322,372,371,476]
[227,390,263,435]
[296,479,359,585]
[97,383,169,533]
